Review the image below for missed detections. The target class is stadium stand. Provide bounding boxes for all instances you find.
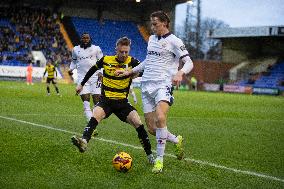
[254,62,284,89]
[210,26,284,94]
[0,7,71,67]
[71,17,148,61]
[238,61,284,91]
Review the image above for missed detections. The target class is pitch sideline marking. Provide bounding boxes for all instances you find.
[0,115,283,184]
[1,113,283,122]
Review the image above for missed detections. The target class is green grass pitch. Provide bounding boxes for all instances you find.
[0,81,283,188]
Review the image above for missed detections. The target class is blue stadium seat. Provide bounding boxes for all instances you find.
[71,17,147,61]
[238,62,284,90]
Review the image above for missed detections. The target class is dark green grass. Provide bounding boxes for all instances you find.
[0,81,283,188]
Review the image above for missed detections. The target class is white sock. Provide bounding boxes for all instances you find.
[156,127,168,160]
[167,130,178,144]
[131,91,137,103]
[83,101,92,121]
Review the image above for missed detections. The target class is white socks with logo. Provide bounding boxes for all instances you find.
[156,127,168,160]
[83,101,92,121]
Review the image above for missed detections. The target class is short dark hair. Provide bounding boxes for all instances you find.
[81,33,90,37]
[150,11,170,28]
[116,36,131,47]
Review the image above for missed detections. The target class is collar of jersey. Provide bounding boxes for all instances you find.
[157,32,172,40]
[115,56,126,64]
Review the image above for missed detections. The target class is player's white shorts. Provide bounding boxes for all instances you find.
[141,81,174,113]
[78,81,102,95]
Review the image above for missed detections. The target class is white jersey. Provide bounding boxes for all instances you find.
[70,44,103,85]
[141,33,189,83]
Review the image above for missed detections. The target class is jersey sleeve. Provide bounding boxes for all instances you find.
[96,46,104,60]
[95,56,104,69]
[81,57,103,86]
[170,38,190,60]
[130,57,140,68]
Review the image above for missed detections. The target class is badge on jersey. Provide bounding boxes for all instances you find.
[180,45,186,51]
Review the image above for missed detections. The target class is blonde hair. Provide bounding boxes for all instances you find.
[116,36,131,47]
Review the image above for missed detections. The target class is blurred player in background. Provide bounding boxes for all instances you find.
[43,60,60,96]
[71,37,154,164]
[26,62,33,85]
[115,11,193,173]
[68,33,103,122]
[128,84,137,104]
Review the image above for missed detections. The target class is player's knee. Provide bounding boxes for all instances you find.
[131,118,143,128]
[147,127,156,136]
[93,107,105,122]
[156,114,166,124]
[93,115,103,123]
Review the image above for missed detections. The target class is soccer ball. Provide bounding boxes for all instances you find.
[112,152,133,172]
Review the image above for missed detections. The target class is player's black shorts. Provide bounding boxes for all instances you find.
[46,78,56,84]
[97,97,136,122]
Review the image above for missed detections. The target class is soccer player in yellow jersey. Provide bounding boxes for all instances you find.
[43,61,60,96]
[71,37,154,164]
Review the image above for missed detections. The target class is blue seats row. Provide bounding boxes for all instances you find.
[0,60,33,67]
[71,17,147,61]
[238,62,284,91]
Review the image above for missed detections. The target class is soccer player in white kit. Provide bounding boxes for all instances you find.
[69,33,103,122]
[115,11,193,173]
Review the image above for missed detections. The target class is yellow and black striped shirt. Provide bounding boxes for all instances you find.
[81,55,139,99]
[43,65,57,79]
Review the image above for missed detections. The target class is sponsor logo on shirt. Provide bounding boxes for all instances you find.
[147,51,161,56]
[78,55,94,60]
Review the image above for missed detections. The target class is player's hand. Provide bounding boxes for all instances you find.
[68,70,73,76]
[115,70,131,77]
[97,72,103,78]
[172,70,184,86]
[76,84,83,95]
[97,72,103,82]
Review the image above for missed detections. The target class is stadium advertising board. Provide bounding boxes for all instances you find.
[253,87,279,95]
[0,66,62,79]
[223,85,252,94]
[203,83,220,91]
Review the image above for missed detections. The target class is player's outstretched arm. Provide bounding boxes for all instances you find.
[81,65,99,86]
[115,69,132,77]
[76,84,83,95]
[172,56,193,86]
[43,69,47,78]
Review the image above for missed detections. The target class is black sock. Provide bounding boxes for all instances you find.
[82,117,98,142]
[55,87,59,93]
[136,125,152,155]
[47,86,50,93]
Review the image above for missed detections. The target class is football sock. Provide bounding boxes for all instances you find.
[150,128,178,143]
[82,117,98,142]
[47,86,50,93]
[167,131,178,143]
[136,125,152,155]
[55,86,59,93]
[83,101,92,121]
[156,127,168,159]
[131,91,137,103]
